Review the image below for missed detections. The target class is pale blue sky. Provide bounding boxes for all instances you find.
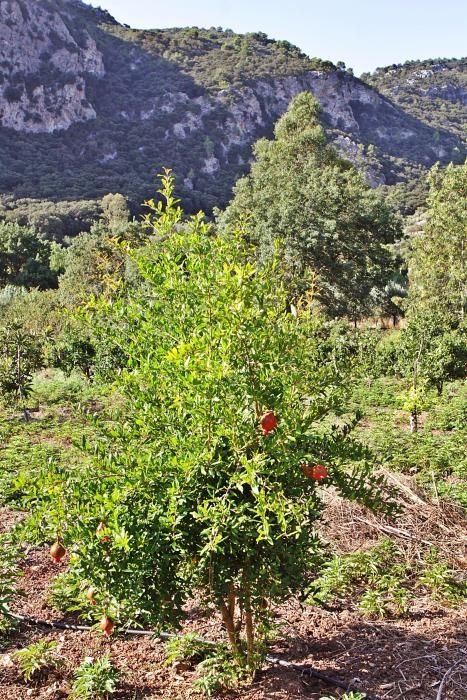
[87,0,466,76]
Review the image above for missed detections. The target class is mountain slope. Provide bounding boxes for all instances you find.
[362,58,466,141]
[0,0,465,213]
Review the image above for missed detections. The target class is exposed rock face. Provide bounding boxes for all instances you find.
[0,0,104,132]
[0,0,464,208]
[212,72,394,184]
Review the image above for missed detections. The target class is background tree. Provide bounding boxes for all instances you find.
[219,92,401,320]
[0,222,56,290]
[407,162,466,322]
[101,194,131,233]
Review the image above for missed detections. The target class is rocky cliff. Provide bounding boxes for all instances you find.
[0,0,105,132]
[0,0,464,212]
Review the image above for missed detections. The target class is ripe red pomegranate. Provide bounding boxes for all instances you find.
[49,541,66,564]
[260,410,278,435]
[100,615,114,637]
[301,463,328,481]
[86,587,97,605]
[96,522,110,543]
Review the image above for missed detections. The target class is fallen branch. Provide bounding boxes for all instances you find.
[436,654,467,700]
[352,516,437,547]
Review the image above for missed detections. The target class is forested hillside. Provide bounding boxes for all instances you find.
[0,0,464,216]
[363,58,466,139]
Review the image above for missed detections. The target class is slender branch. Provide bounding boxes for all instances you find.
[436,655,466,700]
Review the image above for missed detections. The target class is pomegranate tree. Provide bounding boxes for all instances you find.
[50,172,394,670]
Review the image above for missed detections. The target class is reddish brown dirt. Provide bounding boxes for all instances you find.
[1,510,466,700]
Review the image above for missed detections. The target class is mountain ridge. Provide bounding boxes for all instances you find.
[0,0,465,213]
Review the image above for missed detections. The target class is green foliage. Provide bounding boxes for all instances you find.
[14,639,61,682]
[49,571,93,619]
[71,654,120,700]
[308,539,412,618]
[193,648,246,696]
[407,162,466,322]
[39,172,394,671]
[0,374,101,536]
[309,538,464,617]
[0,321,45,411]
[30,370,90,406]
[220,92,401,320]
[0,196,101,243]
[165,634,246,697]
[0,536,22,646]
[0,221,56,289]
[101,193,130,233]
[418,548,466,603]
[397,312,466,397]
[164,633,215,666]
[350,363,466,507]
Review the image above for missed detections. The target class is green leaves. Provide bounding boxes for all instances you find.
[219,92,401,320]
[0,321,44,407]
[407,162,466,322]
[41,171,394,666]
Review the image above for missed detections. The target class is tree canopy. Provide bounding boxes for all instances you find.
[219,92,401,320]
[0,221,56,290]
[407,161,466,322]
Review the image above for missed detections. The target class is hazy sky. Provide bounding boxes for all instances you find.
[86,0,466,76]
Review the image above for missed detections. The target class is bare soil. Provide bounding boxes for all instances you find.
[1,489,466,700]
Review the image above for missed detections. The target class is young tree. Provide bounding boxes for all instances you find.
[0,321,44,419]
[398,309,466,428]
[219,92,401,320]
[45,173,394,672]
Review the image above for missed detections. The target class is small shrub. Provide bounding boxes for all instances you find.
[15,639,61,682]
[71,654,120,699]
[49,571,90,616]
[31,370,88,406]
[359,574,411,619]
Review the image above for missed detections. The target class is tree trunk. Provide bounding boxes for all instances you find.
[244,585,255,671]
[220,602,240,657]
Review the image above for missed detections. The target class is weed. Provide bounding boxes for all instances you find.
[0,536,22,646]
[71,654,120,699]
[49,571,93,617]
[193,647,246,697]
[165,634,246,696]
[359,574,411,619]
[418,548,466,603]
[308,539,404,607]
[164,632,215,665]
[15,639,61,682]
